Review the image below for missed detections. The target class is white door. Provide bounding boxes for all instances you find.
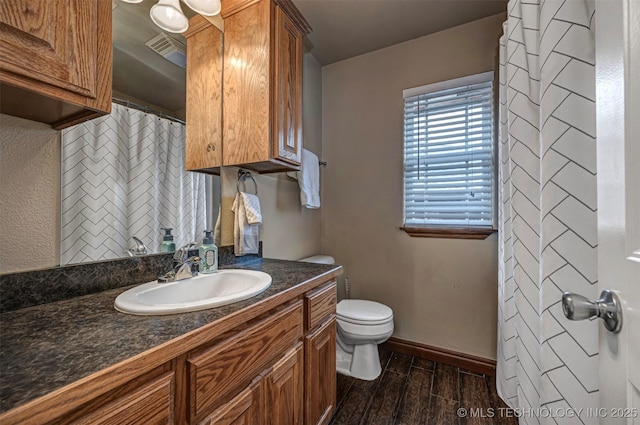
[595,0,640,422]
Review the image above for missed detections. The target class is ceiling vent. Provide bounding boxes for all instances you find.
[145,33,186,68]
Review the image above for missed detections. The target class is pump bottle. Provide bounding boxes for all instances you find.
[160,228,176,252]
[199,230,218,274]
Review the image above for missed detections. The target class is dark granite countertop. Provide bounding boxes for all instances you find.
[0,259,341,414]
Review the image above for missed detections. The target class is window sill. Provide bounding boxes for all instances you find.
[400,226,496,240]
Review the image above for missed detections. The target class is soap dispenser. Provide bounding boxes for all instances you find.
[160,227,176,252]
[199,230,218,274]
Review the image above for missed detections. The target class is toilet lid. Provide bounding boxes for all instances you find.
[337,299,393,325]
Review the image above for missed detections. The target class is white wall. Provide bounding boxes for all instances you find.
[321,13,505,359]
[0,114,60,273]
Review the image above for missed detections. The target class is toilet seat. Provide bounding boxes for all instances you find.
[338,318,394,339]
[299,255,335,264]
[337,299,393,325]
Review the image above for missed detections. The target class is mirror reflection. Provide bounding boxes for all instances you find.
[57,1,220,265]
[59,102,212,264]
[0,1,220,272]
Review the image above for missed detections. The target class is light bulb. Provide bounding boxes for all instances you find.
[150,0,189,33]
[182,0,221,16]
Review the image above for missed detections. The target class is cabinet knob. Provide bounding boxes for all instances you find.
[207,144,215,152]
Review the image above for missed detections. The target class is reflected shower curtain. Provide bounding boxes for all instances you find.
[60,103,206,264]
[497,1,599,424]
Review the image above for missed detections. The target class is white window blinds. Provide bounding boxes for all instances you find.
[403,72,495,228]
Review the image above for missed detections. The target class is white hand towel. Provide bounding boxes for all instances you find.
[296,149,321,209]
[232,192,261,255]
[241,192,262,225]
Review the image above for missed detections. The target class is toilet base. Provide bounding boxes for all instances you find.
[336,339,382,381]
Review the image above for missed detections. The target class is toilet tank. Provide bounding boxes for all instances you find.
[299,255,335,265]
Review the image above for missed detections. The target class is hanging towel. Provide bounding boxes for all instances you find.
[232,192,262,255]
[241,192,262,225]
[288,148,321,209]
[213,205,222,246]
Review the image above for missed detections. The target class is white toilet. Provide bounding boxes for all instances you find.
[299,255,394,380]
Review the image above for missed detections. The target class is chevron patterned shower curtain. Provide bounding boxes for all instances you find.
[60,103,206,264]
[497,1,599,423]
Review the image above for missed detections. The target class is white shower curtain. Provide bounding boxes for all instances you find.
[60,103,206,264]
[497,1,599,424]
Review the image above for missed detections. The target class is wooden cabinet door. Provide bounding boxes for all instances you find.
[221,0,271,168]
[199,377,263,425]
[0,0,99,98]
[0,0,111,128]
[264,342,304,425]
[305,317,336,425]
[187,301,303,423]
[184,15,223,174]
[272,4,303,166]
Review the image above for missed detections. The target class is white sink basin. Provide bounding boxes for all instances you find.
[114,269,272,315]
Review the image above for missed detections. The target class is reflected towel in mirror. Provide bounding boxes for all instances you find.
[231,192,262,255]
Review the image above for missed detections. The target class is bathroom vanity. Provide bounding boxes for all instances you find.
[0,259,340,425]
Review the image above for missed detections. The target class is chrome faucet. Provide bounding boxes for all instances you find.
[158,256,201,283]
[126,236,148,256]
[158,243,200,283]
[173,242,197,263]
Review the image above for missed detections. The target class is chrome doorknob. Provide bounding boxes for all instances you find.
[562,290,622,333]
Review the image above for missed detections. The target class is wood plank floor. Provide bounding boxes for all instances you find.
[330,348,518,425]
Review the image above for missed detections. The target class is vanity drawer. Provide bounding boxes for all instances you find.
[304,281,337,331]
[187,301,303,422]
[73,372,174,425]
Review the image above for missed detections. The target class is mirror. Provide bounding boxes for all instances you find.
[59,1,220,265]
[0,2,221,274]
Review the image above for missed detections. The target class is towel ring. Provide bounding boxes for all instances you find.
[237,169,258,195]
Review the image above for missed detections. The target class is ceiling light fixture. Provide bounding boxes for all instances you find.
[150,0,189,33]
[120,0,221,34]
[183,0,221,16]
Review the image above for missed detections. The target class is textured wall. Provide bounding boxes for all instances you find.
[0,114,61,274]
[321,14,505,360]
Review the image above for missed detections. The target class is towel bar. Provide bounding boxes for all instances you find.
[237,169,258,195]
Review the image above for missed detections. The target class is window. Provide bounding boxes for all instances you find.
[402,72,496,239]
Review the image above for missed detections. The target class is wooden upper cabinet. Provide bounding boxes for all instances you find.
[184,15,223,174]
[273,6,303,165]
[221,0,311,173]
[0,0,112,129]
